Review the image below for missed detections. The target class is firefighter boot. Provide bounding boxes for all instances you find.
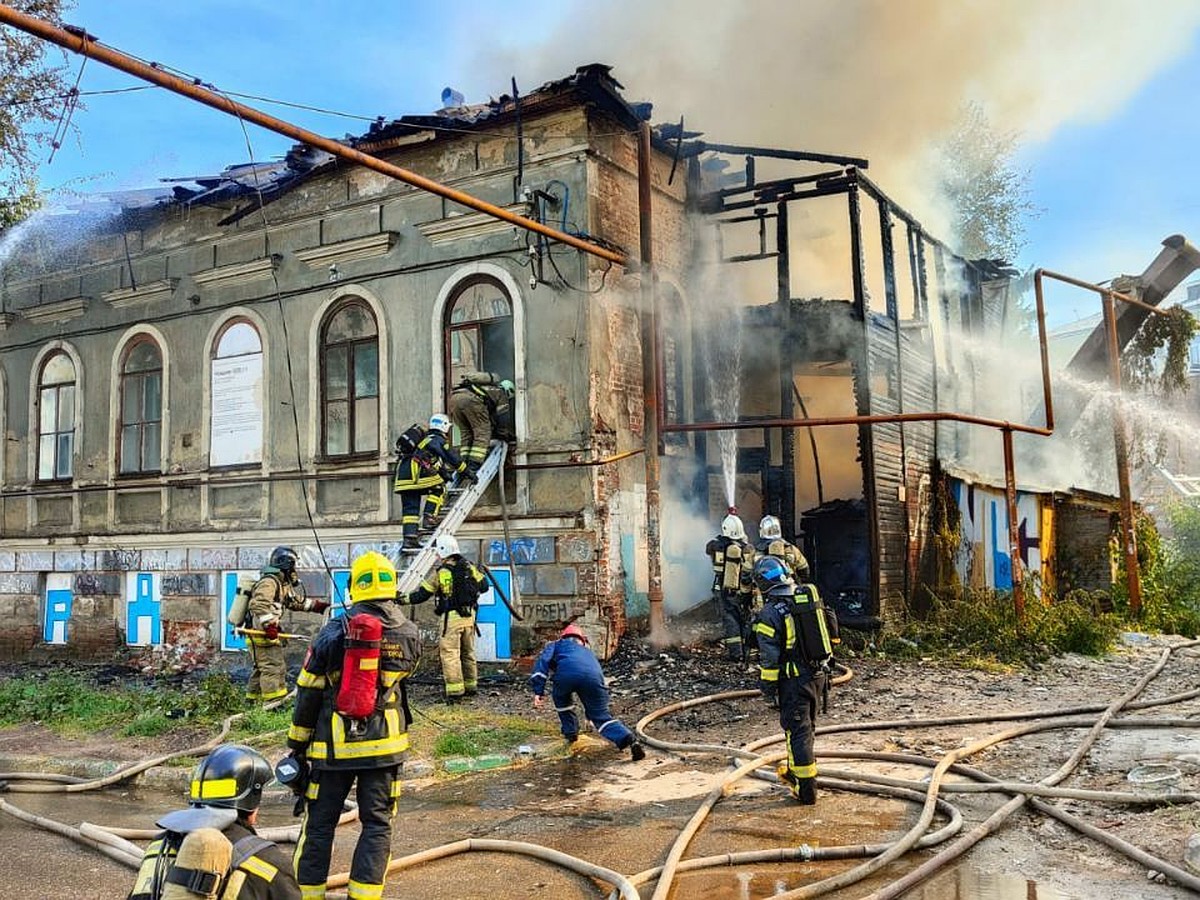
[795,777,817,805]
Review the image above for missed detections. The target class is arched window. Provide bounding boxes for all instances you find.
[321,300,379,458]
[119,339,163,474]
[444,276,514,394]
[37,351,76,481]
[210,320,263,467]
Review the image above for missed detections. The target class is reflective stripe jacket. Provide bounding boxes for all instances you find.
[393,431,464,492]
[127,820,300,900]
[409,555,487,617]
[755,537,810,580]
[287,600,421,769]
[704,535,755,597]
[753,586,833,689]
[528,637,604,697]
[248,570,300,631]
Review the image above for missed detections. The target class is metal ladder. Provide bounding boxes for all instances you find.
[395,441,507,595]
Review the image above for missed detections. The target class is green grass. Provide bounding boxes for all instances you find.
[0,670,555,765]
[876,586,1121,667]
[0,671,266,740]
[408,707,557,760]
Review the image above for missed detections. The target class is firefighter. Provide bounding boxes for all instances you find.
[405,533,487,702]
[756,514,810,581]
[283,551,421,900]
[704,513,756,661]
[392,413,467,551]
[448,370,515,477]
[246,546,329,702]
[127,743,301,900]
[751,556,834,806]
[529,623,645,760]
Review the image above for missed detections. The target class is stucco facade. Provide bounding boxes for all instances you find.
[0,66,689,663]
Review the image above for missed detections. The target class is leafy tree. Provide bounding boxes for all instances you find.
[938,101,1039,263]
[1,0,73,228]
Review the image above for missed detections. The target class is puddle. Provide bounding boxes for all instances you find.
[910,867,1074,899]
[674,865,1073,899]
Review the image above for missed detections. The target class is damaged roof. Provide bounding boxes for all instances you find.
[88,63,652,223]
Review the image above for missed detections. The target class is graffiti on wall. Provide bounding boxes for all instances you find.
[44,573,73,645]
[125,571,162,647]
[951,478,1043,592]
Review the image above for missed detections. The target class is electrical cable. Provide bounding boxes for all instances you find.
[215,84,339,604]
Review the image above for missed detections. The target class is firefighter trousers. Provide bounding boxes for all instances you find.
[439,610,478,698]
[449,392,493,470]
[778,672,826,800]
[295,765,401,899]
[718,590,749,660]
[398,484,446,539]
[246,638,288,701]
[550,673,635,749]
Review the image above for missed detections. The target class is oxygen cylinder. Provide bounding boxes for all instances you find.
[792,584,834,666]
[336,613,382,719]
[225,575,257,627]
[160,827,232,900]
[722,543,743,591]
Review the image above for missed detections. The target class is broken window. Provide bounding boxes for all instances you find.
[37,351,76,481]
[119,338,163,475]
[444,275,514,395]
[321,299,379,458]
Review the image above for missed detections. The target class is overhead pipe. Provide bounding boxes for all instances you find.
[0,5,629,267]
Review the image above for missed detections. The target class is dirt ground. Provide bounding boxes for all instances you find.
[2,623,1200,898]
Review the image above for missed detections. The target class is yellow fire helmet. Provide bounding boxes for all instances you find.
[189,743,273,813]
[350,550,397,603]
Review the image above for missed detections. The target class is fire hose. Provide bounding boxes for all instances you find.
[4,644,1200,898]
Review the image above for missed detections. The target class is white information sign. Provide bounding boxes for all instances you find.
[210,354,263,466]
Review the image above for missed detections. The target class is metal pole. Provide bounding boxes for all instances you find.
[847,174,882,619]
[1102,292,1142,616]
[1001,427,1024,612]
[637,121,665,638]
[0,5,627,267]
[777,201,796,537]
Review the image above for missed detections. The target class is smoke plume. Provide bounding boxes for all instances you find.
[474,1,1200,242]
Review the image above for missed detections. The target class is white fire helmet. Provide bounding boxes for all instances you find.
[721,514,746,541]
[759,515,782,540]
[434,534,460,557]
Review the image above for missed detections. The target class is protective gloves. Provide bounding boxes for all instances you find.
[263,621,280,641]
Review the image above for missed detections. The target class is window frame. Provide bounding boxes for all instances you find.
[35,350,77,483]
[117,337,164,476]
[209,317,265,470]
[319,298,380,461]
[441,274,515,406]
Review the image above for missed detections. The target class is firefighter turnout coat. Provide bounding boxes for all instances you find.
[753,584,833,802]
[287,599,421,768]
[409,555,488,698]
[128,819,300,900]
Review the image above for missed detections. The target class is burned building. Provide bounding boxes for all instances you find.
[0,64,695,663]
[0,57,1165,667]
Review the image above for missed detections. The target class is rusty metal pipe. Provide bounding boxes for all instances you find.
[1032,270,1056,431]
[1103,293,1142,616]
[663,411,1052,437]
[1001,427,1024,606]
[0,5,628,267]
[512,449,644,470]
[1036,268,1173,317]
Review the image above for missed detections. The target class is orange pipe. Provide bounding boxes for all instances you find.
[0,5,629,267]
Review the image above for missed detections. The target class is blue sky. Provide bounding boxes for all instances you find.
[16,2,1200,326]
